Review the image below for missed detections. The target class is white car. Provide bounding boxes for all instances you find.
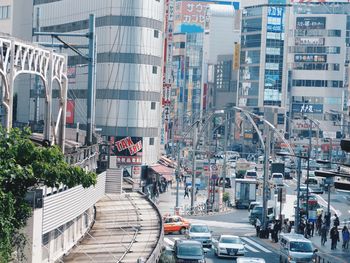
[212,235,245,258]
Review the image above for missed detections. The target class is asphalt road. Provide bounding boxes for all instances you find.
[163,211,280,263]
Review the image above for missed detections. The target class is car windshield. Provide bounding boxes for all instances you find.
[290,242,313,252]
[273,174,282,178]
[178,244,203,256]
[247,172,256,177]
[190,225,209,233]
[252,206,263,213]
[220,237,241,244]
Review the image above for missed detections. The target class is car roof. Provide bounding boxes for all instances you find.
[280,233,312,242]
[190,223,208,226]
[175,239,202,246]
[220,235,239,239]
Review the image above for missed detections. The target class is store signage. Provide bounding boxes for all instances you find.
[292,103,323,113]
[109,136,143,165]
[296,17,326,30]
[294,54,326,63]
[295,37,324,46]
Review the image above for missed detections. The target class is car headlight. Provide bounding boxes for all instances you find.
[288,256,296,263]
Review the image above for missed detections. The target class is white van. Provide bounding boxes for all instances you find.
[271,172,284,186]
[279,234,317,263]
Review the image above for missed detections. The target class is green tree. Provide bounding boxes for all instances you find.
[0,127,97,262]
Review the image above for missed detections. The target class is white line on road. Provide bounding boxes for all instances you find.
[164,237,174,247]
[244,244,259,253]
[241,237,272,253]
[283,182,290,188]
[316,194,342,217]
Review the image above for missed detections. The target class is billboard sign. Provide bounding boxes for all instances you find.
[66,99,75,124]
[294,54,326,63]
[295,37,324,46]
[267,6,284,33]
[109,136,143,165]
[296,17,326,30]
[292,103,323,113]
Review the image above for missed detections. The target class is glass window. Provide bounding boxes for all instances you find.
[242,18,262,32]
[152,66,157,74]
[0,6,10,20]
[149,138,155,145]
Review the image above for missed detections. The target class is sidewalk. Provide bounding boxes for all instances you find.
[157,183,207,215]
[309,233,349,263]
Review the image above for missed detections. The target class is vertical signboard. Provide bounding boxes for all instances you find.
[66,99,75,124]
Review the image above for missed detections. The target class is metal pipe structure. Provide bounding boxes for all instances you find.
[222,110,228,194]
[296,151,302,233]
[306,118,312,222]
[262,126,271,232]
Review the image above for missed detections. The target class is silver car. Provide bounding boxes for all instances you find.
[186,223,212,248]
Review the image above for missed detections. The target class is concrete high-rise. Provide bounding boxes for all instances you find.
[28,0,165,166]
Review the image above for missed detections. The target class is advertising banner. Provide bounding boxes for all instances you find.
[294,54,326,63]
[296,17,326,30]
[292,103,323,113]
[109,136,143,165]
[66,99,75,124]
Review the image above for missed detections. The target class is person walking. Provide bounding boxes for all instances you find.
[342,225,350,249]
[330,225,340,250]
[316,215,322,236]
[334,214,340,228]
[255,218,261,237]
[321,223,328,246]
[184,186,189,198]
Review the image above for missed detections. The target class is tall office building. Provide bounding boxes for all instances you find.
[238,0,290,135]
[29,0,165,166]
[288,1,350,138]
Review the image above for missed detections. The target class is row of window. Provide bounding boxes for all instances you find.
[292,79,343,88]
[292,96,342,105]
[295,29,341,37]
[0,5,10,20]
[289,46,340,54]
[292,63,340,71]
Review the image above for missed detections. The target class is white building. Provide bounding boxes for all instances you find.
[23,0,165,166]
[288,2,350,139]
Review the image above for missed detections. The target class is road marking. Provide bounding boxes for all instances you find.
[244,244,259,253]
[283,182,290,188]
[316,195,342,217]
[241,237,272,253]
[164,237,174,246]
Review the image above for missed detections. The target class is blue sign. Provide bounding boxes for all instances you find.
[292,103,323,114]
[267,7,284,33]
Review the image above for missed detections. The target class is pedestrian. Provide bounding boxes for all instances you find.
[316,215,322,235]
[311,222,315,237]
[255,217,261,237]
[195,187,199,196]
[342,226,350,249]
[321,223,327,246]
[273,220,280,243]
[334,213,340,228]
[325,213,331,229]
[184,186,189,198]
[270,220,275,241]
[330,225,340,250]
[281,220,288,233]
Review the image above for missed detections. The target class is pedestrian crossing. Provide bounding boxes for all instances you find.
[163,236,274,254]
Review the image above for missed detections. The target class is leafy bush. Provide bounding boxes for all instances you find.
[0,127,97,262]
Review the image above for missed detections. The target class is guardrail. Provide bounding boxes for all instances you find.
[315,252,348,263]
[138,191,164,263]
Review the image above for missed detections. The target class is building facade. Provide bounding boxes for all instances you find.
[30,0,165,166]
[288,1,350,139]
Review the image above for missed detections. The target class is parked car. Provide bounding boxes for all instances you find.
[212,235,245,258]
[186,223,212,248]
[173,239,207,263]
[163,215,190,235]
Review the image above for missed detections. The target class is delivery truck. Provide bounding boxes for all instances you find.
[234,178,257,209]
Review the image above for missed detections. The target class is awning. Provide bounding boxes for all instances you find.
[150,164,174,181]
[159,156,176,168]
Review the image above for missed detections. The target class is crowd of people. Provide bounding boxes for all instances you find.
[254,213,350,251]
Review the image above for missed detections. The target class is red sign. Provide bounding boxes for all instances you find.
[66,99,75,124]
[115,137,142,156]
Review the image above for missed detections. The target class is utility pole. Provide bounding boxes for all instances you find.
[327,138,333,217]
[175,143,181,209]
[222,110,228,193]
[295,151,302,233]
[262,126,270,232]
[86,14,96,145]
[34,7,40,125]
[191,121,198,214]
[306,118,312,221]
